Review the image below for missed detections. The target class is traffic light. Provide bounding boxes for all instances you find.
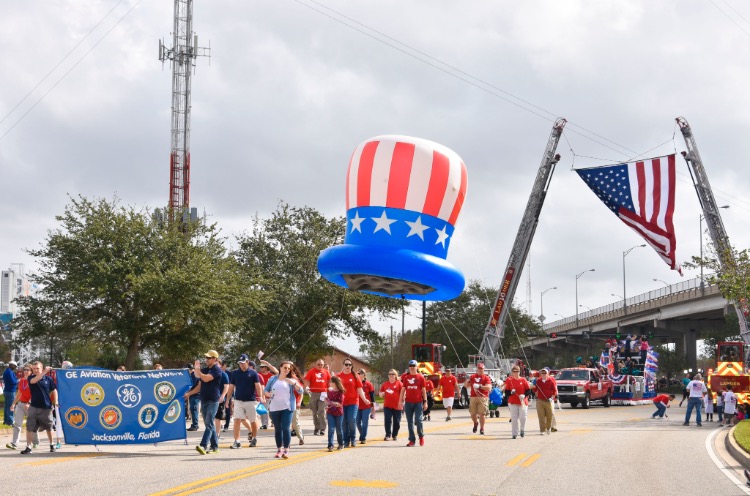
[615,331,622,339]
[550,332,558,339]
[648,331,654,340]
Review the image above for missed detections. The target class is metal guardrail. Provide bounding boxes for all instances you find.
[543,276,721,332]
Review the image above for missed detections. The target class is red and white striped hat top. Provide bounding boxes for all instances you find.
[345,135,468,226]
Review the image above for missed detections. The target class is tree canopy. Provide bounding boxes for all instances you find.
[232,202,403,368]
[14,196,263,369]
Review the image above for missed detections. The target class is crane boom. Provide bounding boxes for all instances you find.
[676,116,750,343]
[479,118,567,368]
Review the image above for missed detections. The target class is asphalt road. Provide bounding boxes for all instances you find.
[4,402,750,495]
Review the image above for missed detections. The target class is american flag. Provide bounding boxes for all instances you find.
[576,154,682,275]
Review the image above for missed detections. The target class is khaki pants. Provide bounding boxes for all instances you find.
[12,403,39,446]
[309,392,326,432]
[536,398,553,432]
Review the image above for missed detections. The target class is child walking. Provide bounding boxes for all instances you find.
[325,376,345,451]
[704,389,714,421]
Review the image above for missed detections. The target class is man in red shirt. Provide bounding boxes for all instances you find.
[533,368,557,435]
[465,362,492,435]
[303,359,331,436]
[400,360,427,446]
[438,368,458,421]
[336,360,370,448]
[652,393,675,419]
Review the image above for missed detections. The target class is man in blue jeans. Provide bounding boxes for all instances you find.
[683,372,707,426]
[399,360,427,447]
[3,361,19,426]
[185,350,223,454]
[187,364,201,431]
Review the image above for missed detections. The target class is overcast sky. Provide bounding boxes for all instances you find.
[3,1,750,356]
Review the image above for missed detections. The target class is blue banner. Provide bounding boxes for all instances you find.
[58,368,192,444]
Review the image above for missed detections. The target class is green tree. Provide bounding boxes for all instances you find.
[14,196,263,369]
[652,344,689,380]
[233,202,402,368]
[688,246,750,320]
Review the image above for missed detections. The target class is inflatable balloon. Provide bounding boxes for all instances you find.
[318,135,468,301]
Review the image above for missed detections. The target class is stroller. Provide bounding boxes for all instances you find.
[488,385,504,418]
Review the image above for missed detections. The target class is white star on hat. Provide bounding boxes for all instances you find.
[435,226,449,248]
[405,216,429,240]
[372,211,397,234]
[350,212,365,233]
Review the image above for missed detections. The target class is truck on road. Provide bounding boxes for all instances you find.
[555,368,613,409]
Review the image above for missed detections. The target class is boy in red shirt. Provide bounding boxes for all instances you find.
[652,393,675,419]
[399,360,427,446]
[438,368,459,421]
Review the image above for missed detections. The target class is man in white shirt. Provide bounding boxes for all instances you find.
[683,373,707,427]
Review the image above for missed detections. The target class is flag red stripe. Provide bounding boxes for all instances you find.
[664,154,677,264]
[422,150,450,217]
[345,150,354,210]
[356,141,379,207]
[636,161,647,216]
[447,161,468,225]
[385,142,415,209]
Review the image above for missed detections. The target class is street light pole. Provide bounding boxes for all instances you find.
[539,286,557,322]
[575,269,595,327]
[623,244,646,314]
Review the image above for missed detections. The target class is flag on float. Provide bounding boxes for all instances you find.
[576,154,682,275]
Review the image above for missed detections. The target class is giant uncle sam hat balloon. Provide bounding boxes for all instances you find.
[317,135,468,301]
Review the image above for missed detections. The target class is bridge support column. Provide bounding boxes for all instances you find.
[685,329,698,372]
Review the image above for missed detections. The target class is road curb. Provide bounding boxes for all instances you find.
[725,425,750,471]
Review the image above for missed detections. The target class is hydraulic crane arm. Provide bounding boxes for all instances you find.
[676,116,750,342]
[479,118,567,368]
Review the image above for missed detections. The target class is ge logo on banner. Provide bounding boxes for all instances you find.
[117,384,142,408]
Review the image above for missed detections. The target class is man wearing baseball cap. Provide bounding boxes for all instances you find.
[226,354,264,449]
[399,360,427,446]
[438,368,459,421]
[465,362,492,435]
[185,350,223,454]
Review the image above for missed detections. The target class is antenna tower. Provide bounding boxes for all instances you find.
[159,0,209,221]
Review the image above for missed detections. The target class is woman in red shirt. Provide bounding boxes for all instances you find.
[356,369,374,444]
[505,365,530,439]
[379,368,403,441]
[336,360,370,448]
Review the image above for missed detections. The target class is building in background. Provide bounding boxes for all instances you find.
[1,264,40,364]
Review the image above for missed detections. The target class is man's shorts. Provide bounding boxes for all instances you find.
[215,402,226,420]
[469,396,489,416]
[443,397,455,408]
[26,406,53,432]
[233,400,258,422]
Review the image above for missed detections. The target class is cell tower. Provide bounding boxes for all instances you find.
[158,0,209,222]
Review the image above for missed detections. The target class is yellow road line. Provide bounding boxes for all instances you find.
[506,453,528,467]
[521,454,541,467]
[18,453,106,467]
[570,429,591,434]
[150,451,326,496]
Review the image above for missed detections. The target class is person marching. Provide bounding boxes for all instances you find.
[303,359,331,436]
[263,361,304,459]
[6,364,39,450]
[186,350,223,455]
[505,365,531,439]
[325,376,346,451]
[356,369,374,444]
[399,359,427,447]
[438,368,458,421]
[19,361,58,454]
[336,360,370,448]
[533,367,557,435]
[380,369,403,441]
[465,362,492,435]
[226,354,264,449]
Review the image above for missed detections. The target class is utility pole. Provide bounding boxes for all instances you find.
[390,325,394,369]
[159,0,210,223]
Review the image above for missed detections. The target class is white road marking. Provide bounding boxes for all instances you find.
[706,427,750,495]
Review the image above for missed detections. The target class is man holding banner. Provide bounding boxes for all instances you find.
[188,350,223,455]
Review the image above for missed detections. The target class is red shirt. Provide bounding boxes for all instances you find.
[425,379,434,393]
[534,377,557,401]
[336,372,363,406]
[359,380,374,409]
[18,378,32,403]
[259,371,274,384]
[304,368,331,392]
[400,373,426,403]
[505,376,530,405]
[653,394,670,405]
[380,380,403,410]
[439,375,458,398]
[468,373,492,398]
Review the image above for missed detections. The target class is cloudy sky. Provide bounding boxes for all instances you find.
[3,1,750,354]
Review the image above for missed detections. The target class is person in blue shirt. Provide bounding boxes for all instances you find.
[185,350,223,455]
[226,354,264,449]
[186,364,201,431]
[2,361,19,426]
[20,361,57,454]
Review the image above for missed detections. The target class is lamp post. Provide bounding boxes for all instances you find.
[539,286,557,322]
[610,293,624,301]
[700,206,729,295]
[579,304,592,311]
[575,269,595,327]
[623,244,646,314]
